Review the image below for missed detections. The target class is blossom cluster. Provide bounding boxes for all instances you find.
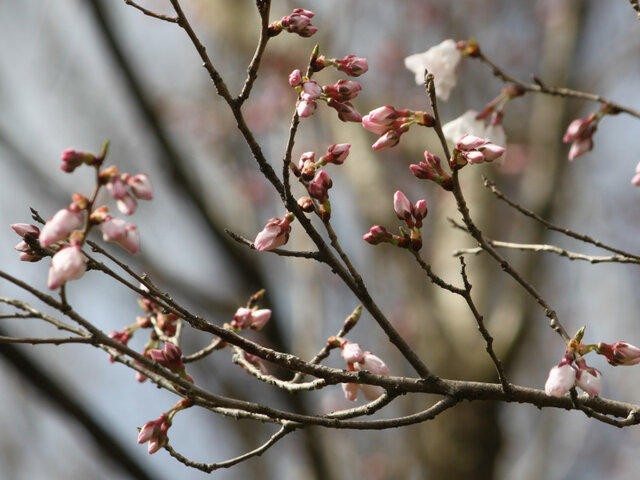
[289,68,363,122]
[334,338,389,402]
[364,191,427,250]
[11,145,152,290]
[544,328,640,398]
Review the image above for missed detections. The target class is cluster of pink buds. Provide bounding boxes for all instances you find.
[410,151,453,191]
[253,212,295,251]
[312,54,369,77]
[138,414,171,454]
[137,398,194,454]
[562,113,598,161]
[288,144,351,221]
[362,105,434,150]
[544,351,601,398]
[230,307,272,332]
[332,338,389,402]
[100,166,153,216]
[148,342,193,383]
[11,144,153,291]
[268,8,317,38]
[544,328,640,398]
[450,134,505,168]
[364,191,427,250]
[289,69,362,122]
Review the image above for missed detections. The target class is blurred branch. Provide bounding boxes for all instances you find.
[453,240,640,264]
[484,178,640,260]
[472,47,640,119]
[629,0,640,20]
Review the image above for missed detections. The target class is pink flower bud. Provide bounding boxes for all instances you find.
[100,218,140,254]
[127,174,153,200]
[597,341,640,366]
[280,8,317,37]
[116,194,137,216]
[544,363,576,397]
[631,173,640,187]
[465,150,485,165]
[308,170,332,202]
[301,80,322,101]
[39,208,84,248]
[254,214,294,251]
[138,415,170,454]
[323,143,350,165]
[288,69,302,87]
[249,309,271,331]
[148,342,185,373]
[333,55,368,77]
[362,105,398,135]
[413,200,428,221]
[327,99,362,123]
[363,225,392,245]
[323,79,362,102]
[47,245,87,290]
[372,130,400,150]
[11,223,40,237]
[60,149,96,173]
[393,191,412,220]
[563,114,597,161]
[354,352,389,401]
[341,341,364,364]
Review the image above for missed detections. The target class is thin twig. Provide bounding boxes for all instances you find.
[123,0,178,23]
[484,178,640,261]
[474,49,640,119]
[458,257,510,393]
[165,424,294,473]
[236,0,272,104]
[410,250,465,295]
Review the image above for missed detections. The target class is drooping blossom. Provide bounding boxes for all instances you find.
[340,339,390,402]
[253,213,294,251]
[327,99,362,122]
[39,207,84,248]
[404,39,462,100]
[127,174,153,200]
[575,364,601,398]
[100,217,140,254]
[562,114,597,161]
[138,414,170,454]
[544,362,577,397]
[47,244,87,290]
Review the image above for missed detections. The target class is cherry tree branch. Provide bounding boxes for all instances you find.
[472,48,640,119]
[123,0,178,23]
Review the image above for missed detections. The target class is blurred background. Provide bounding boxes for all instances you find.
[1,0,640,479]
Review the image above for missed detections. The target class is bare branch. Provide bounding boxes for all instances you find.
[122,0,178,23]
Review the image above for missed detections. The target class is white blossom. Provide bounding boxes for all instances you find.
[404,39,462,100]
